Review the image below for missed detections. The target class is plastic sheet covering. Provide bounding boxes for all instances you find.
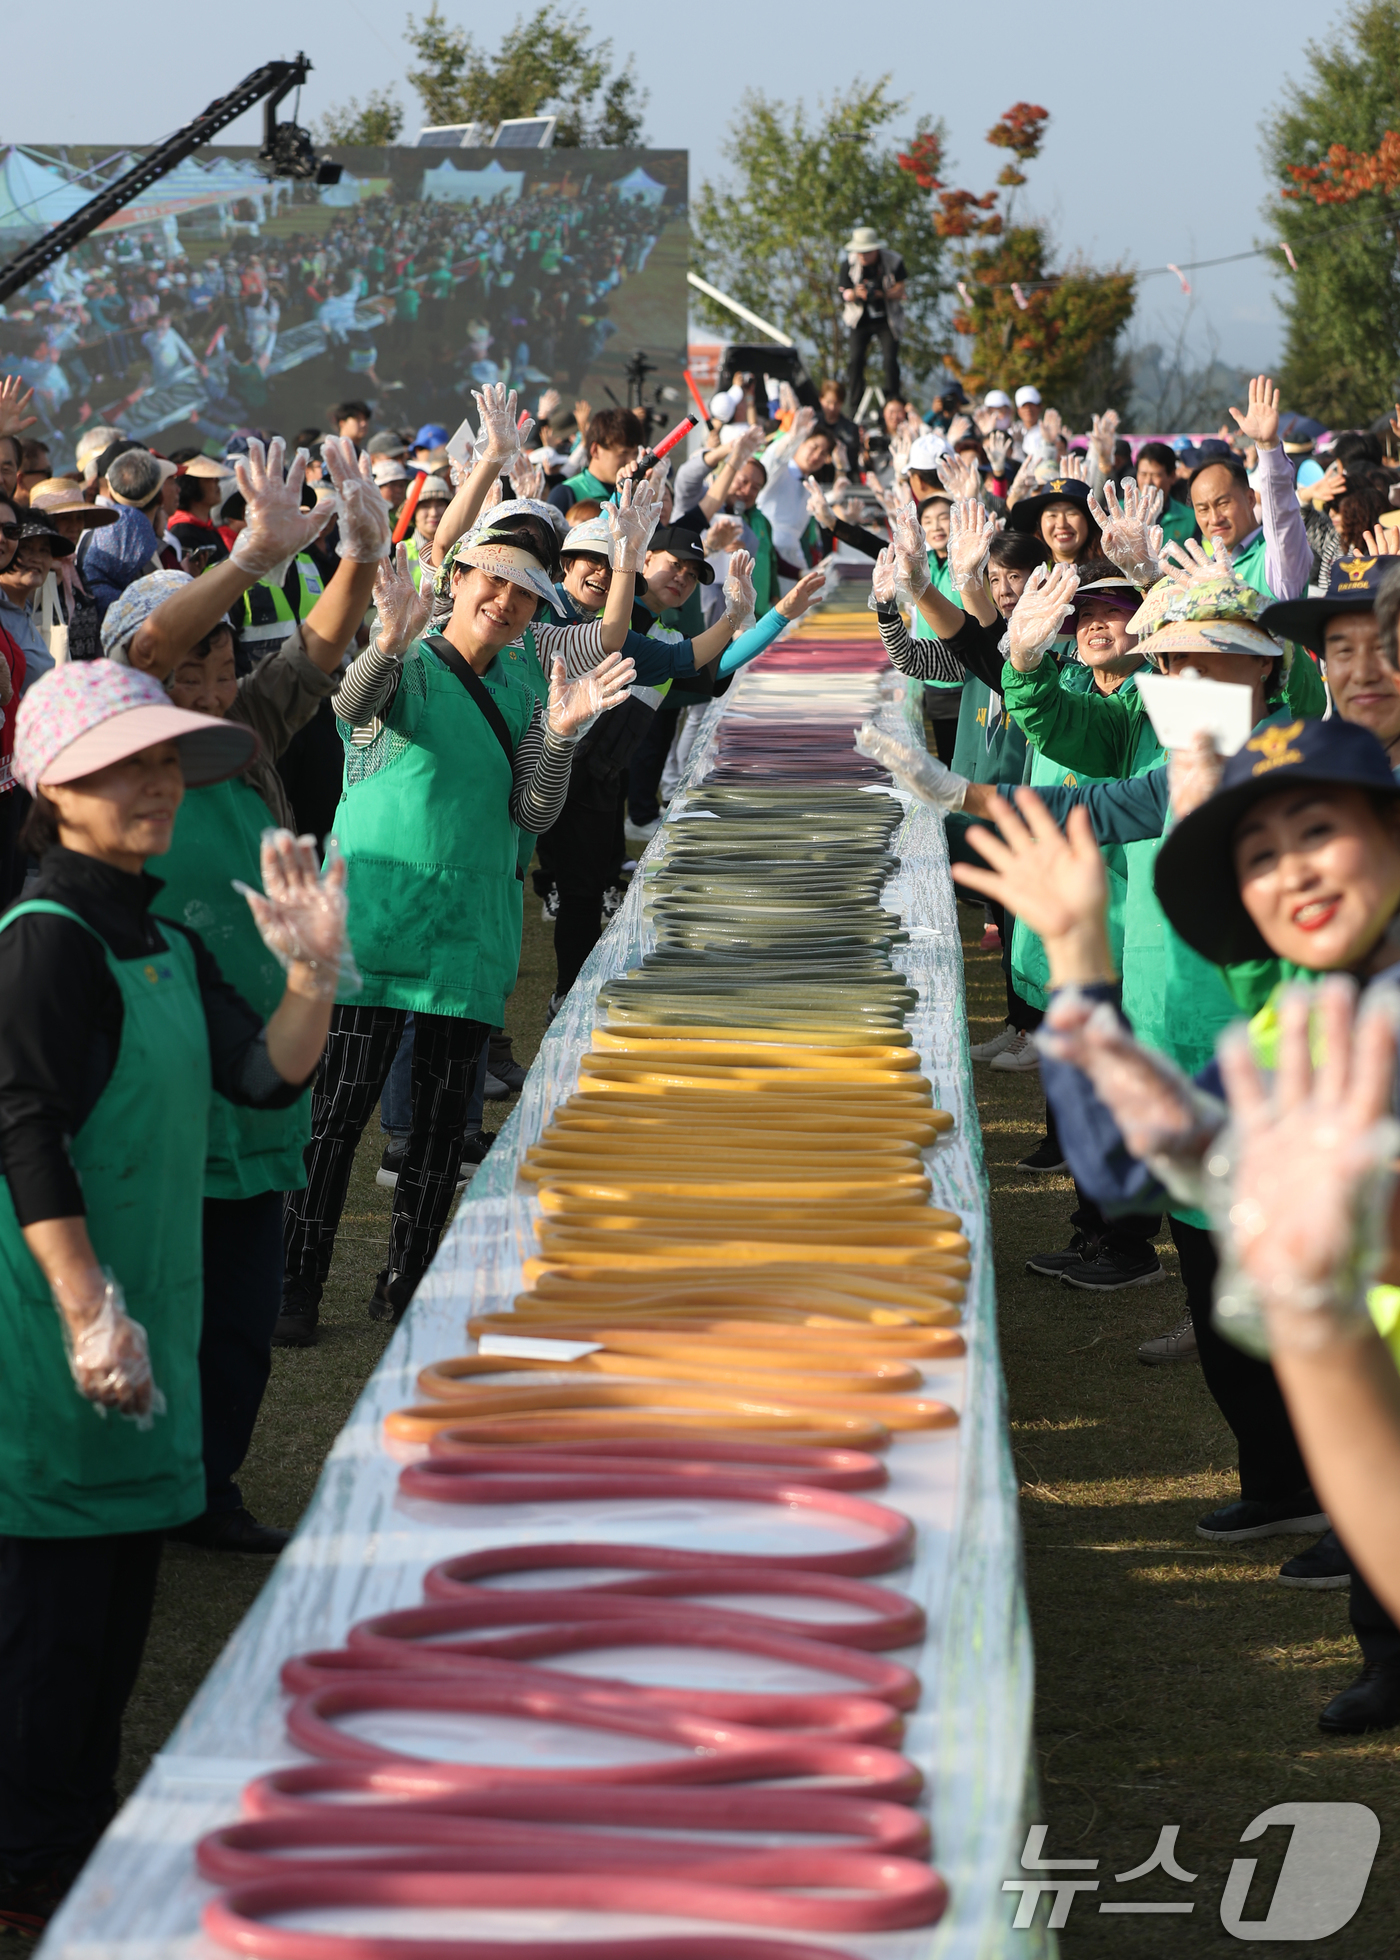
[38,623,1042,1960]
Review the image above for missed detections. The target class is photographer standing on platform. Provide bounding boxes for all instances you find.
[839,225,907,415]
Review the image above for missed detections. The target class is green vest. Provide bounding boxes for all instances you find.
[333,638,539,1021]
[1158,497,1198,546]
[562,467,608,504]
[0,903,209,1536]
[747,507,778,618]
[151,778,310,1200]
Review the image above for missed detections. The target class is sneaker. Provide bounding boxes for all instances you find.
[989,1031,1039,1073]
[486,1055,528,1096]
[1279,1529,1351,1590]
[272,1277,321,1349]
[541,885,560,923]
[546,991,565,1025]
[483,1071,510,1100]
[460,1129,496,1179]
[621,858,639,875]
[978,923,1002,952]
[968,1024,1019,1062]
[167,1506,290,1554]
[369,1266,420,1325]
[626,817,662,844]
[1061,1244,1166,1291]
[602,884,626,919]
[375,1138,408,1189]
[1138,1317,1199,1365]
[1025,1232,1098,1278]
[1016,1135,1068,1173]
[1319,1659,1400,1734]
[1195,1495,1328,1542]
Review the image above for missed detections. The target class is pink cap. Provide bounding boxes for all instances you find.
[14,662,258,795]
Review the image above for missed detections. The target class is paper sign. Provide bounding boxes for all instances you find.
[477,1334,603,1362]
[1136,673,1255,757]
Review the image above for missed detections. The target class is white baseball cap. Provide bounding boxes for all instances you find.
[983,390,1013,410]
[1014,385,1042,407]
[907,433,950,473]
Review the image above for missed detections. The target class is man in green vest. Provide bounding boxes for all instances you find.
[547,406,643,515]
[1135,440,1198,547]
[1190,374,1313,606]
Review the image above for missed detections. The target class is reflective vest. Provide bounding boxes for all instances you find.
[232,554,325,649]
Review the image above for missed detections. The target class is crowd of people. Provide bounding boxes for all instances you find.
[2,176,670,453]
[5,322,1400,1938]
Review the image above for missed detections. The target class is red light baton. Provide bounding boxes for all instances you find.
[634,413,700,478]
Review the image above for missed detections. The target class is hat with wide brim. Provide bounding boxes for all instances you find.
[14,662,257,796]
[15,515,74,559]
[26,480,118,528]
[1258,553,1394,658]
[843,227,886,253]
[1007,475,1095,536]
[1065,575,1141,631]
[1153,715,1400,966]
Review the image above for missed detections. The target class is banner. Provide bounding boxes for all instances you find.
[0,143,688,464]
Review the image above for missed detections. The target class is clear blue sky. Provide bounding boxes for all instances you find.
[5,0,1348,372]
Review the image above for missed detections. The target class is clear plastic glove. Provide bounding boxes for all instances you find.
[536,386,562,423]
[1168,728,1225,819]
[509,454,545,504]
[704,514,743,555]
[1087,479,1164,586]
[1037,988,1223,1172]
[871,546,900,607]
[855,721,969,811]
[52,1269,164,1425]
[723,548,756,626]
[890,505,931,597]
[229,437,335,578]
[1004,455,1039,507]
[775,564,829,621]
[789,404,817,445]
[806,478,837,530]
[947,497,995,593]
[547,649,637,739]
[1209,978,1400,1355]
[936,450,981,502]
[373,544,432,655]
[1058,450,1089,483]
[323,434,393,563]
[605,475,664,572]
[1041,407,1063,447]
[985,430,1013,475]
[235,830,358,1002]
[1160,535,1230,587]
[474,382,533,465]
[1090,408,1120,469]
[1007,561,1079,668]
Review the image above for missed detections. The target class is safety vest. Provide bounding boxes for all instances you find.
[232,554,325,649]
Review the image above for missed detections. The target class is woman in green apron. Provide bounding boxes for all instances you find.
[97,433,387,1548]
[280,505,637,1339]
[0,661,345,1931]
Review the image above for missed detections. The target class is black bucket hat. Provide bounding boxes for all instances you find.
[1259,553,1396,658]
[1153,715,1400,966]
[1007,474,1096,538]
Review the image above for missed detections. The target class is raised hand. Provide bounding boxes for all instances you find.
[855,722,970,811]
[605,473,663,571]
[1038,989,1220,1164]
[890,503,932,596]
[1160,535,1229,586]
[985,429,1013,475]
[1168,730,1226,820]
[1088,478,1164,586]
[547,649,637,737]
[790,404,817,443]
[1215,978,1400,1349]
[0,374,38,439]
[236,829,355,1000]
[946,413,973,445]
[1058,450,1089,483]
[936,449,981,502]
[322,434,393,562]
[1004,455,1039,508]
[373,544,432,655]
[509,454,545,503]
[871,546,900,606]
[703,514,743,555]
[1041,406,1063,446]
[947,497,994,592]
[1007,561,1078,667]
[536,386,562,422]
[1228,374,1282,451]
[229,436,336,577]
[775,564,830,621]
[722,548,757,624]
[1360,525,1400,556]
[952,793,1108,952]
[1089,408,1120,470]
[805,477,837,530]
[473,382,532,466]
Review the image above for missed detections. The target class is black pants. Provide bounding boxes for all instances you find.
[550,794,626,998]
[200,1191,285,1518]
[0,1531,163,1877]
[1348,1552,1400,1663]
[846,315,900,407]
[1170,1216,1313,1503]
[626,709,680,827]
[284,1005,488,1290]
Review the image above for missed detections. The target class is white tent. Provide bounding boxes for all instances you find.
[612,166,666,207]
[420,157,525,206]
[0,148,91,234]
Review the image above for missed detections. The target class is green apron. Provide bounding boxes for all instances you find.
[0,902,209,1537]
[747,507,778,618]
[913,551,963,710]
[151,778,310,1201]
[333,639,539,1022]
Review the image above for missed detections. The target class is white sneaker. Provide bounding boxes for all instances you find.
[626,818,662,844]
[968,1024,1020,1062]
[989,1030,1040,1073]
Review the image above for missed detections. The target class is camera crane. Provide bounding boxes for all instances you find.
[0,54,342,308]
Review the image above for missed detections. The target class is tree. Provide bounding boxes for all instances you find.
[318,90,405,147]
[938,105,1136,417]
[1267,0,1400,424]
[691,79,948,392]
[404,4,647,146]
